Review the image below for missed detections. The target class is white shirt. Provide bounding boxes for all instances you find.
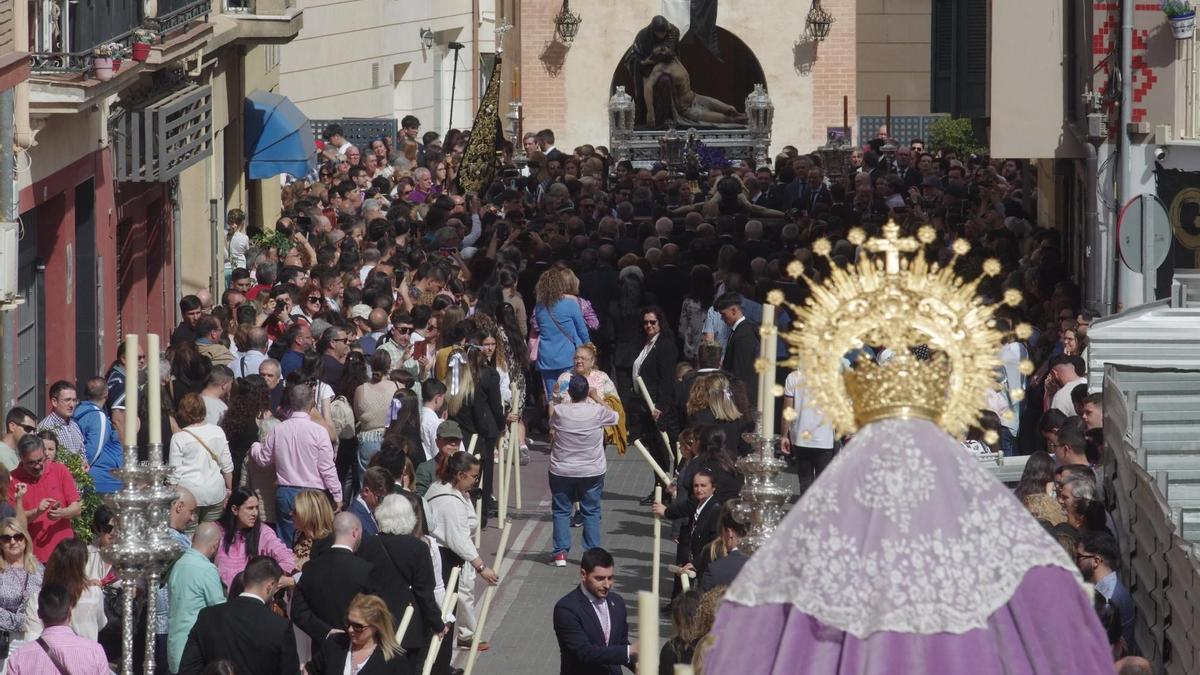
[421,407,442,461]
[632,335,659,382]
[169,423,235,507]
[1051,377,1088,416]
[229,231,250,268]
[203,396,228,426]
[784,369,835,449]
[234,350,268,379]
[694,495,714,523]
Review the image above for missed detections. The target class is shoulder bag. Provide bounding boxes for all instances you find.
[183,428,222,468]
[36,638,71,675]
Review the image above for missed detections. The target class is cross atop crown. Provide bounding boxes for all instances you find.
[495,20,513,53]
[864,220,920,274]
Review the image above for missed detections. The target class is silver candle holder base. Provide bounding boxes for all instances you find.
[736,431,792,555]
[107,442,183,675]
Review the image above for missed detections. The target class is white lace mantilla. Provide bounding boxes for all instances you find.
[727,418,1082,638]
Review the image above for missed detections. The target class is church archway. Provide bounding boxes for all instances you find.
[610,26,767,127]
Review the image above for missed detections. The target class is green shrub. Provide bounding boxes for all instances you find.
[928,117,987,159]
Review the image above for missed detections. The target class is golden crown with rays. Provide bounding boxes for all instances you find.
[768,220,1032,440]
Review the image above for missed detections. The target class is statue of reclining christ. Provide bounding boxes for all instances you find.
[643,45,748,128]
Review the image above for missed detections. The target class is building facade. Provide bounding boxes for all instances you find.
[279,0,501,133]
[0,0,302,414]
[515,0,858,154]
[989,0,1200,315]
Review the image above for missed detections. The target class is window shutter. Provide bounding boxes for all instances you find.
[930,0,989,118]
[957,0,989,119]
[930,0,955,113]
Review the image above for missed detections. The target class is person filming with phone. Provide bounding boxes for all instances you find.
[11,434,81,563]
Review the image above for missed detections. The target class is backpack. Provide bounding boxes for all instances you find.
[329,395,356,440]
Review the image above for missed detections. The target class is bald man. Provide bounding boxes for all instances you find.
[359,308,390,356]
[194,288,214,313]
[1115,657,1151,675]
[167,523,225,672]
[293,512,373,653]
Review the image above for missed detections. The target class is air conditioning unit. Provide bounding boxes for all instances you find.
[0,221,20,305]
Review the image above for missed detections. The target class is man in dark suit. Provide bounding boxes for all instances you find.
[178,556,298,675]
[552,547,637,675]
[649,248,688,333]
[717,292,761,407]
[700,503,749,592]
[292,513,373,655]
[538,128,566,163]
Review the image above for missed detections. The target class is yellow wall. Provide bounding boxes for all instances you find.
[856,0,932,116]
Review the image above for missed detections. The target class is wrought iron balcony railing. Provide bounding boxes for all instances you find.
[29,0,209,74]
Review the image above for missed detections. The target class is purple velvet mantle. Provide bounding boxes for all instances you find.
[703,565,1116,674]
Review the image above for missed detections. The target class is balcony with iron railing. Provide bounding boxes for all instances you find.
[29,0,209,74]
[214,0,301,44]
[222,0,295,15]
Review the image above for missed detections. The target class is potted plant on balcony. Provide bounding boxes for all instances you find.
[92,43,125,81]
[131,30,154,61]
[1164,0,1196,39]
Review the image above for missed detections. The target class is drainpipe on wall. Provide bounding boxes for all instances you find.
[13,0,34,151]
[1116,0,1141,309]
[1068,122,1104,314]
[0,88,15,410]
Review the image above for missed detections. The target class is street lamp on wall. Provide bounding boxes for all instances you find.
[419,27,435,49]
[554,0,582,44]
[805,0,834,41]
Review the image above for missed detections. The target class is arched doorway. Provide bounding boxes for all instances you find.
[610,26,766,128]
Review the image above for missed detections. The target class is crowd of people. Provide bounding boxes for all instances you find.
[0,114,1153,675]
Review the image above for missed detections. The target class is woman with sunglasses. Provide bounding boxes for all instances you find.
[310,593,408,675]
[633,305,677,503]
[291,281,329,326]
[0,518,40,668]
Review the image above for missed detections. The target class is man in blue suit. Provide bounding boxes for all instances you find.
[552,547,637,675]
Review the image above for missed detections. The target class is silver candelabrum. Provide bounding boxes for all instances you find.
[106,441,183,675]
[736,426,792,555]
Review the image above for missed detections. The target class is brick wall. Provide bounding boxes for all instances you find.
[810,0,858,149]
[519,0,568,140]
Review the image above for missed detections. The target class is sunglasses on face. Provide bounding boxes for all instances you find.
[0,534,24,544]
[308,296,323,303]
[346,621,368,633]
[15,423,35,433]
[394,326,413,334]
[643,320,658,326]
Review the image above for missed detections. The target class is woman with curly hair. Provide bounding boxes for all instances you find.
[291,281,330,326]
[221,375,275,487]
[532,268,590,401]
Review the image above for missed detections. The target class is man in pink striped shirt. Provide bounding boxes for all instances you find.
[251,382,342,546]
[8,583,109,674]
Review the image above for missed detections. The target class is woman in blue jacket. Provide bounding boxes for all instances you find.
[532,267,590,402]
